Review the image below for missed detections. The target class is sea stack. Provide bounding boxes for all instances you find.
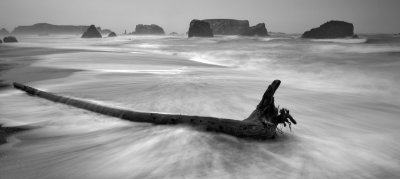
[203,19,249,35]
[0,28,10,36]
[108,32,117,37]
[81,25,102,38]
[3,36,18,43]
[134,24,165,35]
[188,19,213,38]
[242,23,268,36]
[302,20,355,39]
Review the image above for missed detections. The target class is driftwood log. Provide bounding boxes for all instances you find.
[13,80,296,139]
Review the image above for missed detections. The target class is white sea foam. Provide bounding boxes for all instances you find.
[1,34,400,179]
[311,38,368,44]
[94,68,186,75]
[311,43,400,53]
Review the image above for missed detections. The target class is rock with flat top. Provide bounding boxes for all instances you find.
[302,20,355,39]
[134,24,165,35]
[188,20,213,38]
[203,19,249,35]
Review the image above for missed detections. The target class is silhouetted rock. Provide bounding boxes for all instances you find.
[188,20,213,38]
[3,36,18,43]
[0,28,10,36]
[203,19,249,35]
[302,20,355,39]
[0,39,2,44]
[242,23,268,36]
[107,32,117,37]
[81,25,102,38]
[12,23,112,36]
[134,24,165,35]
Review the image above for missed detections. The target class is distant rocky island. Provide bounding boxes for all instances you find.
[81,25,102,38]
[12,23,112,35]
[133,24,165,35]
[203,19,249,35]
[4,19,361,40]
[188,20,214,37]
[202,19,268,36]
[302,20,356,39]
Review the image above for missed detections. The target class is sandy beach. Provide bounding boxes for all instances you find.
[0,35,399,178]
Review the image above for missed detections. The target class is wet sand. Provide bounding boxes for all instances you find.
[1,35,400,178]
[0,45,89,144]
[0,45,92,89]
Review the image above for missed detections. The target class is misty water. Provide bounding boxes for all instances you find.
[1,34,400,178]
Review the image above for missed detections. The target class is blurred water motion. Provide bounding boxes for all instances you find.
[1,34,400,178]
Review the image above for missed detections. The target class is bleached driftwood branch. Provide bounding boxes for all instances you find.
[13,80,296,139]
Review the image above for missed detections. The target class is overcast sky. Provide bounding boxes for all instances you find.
[0,0,399,34]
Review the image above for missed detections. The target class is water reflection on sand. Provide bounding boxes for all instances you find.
[1,35,400,178]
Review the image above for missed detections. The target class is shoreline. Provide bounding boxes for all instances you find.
[0,46,92,90]
[0,45,88,145]
[0,125,31,145]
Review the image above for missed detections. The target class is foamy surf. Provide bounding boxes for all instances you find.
[311,38,368,44]
[95,68,186,75]
[1,34,400,179]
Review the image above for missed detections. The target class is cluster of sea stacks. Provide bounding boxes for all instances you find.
[63,23,166,38]
[80,25,118,38]
[188,19,356,38]
[0,19,359,43]
[12,23,113,36]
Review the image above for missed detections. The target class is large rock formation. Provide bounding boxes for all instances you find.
[12,23,111,35]
[0,39,2,44]
[3,36,18,43]
[242,23,268,36]
[81,25,102,38]
[134,24,165,35]
[107,32,117,37]
[302,20,355,39]
[0,28,10,36]
[188,20,213,38]
[203,19,249,35]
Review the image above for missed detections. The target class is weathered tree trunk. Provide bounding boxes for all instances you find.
[13,80,296,139]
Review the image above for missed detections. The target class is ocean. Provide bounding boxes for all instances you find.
[1,34,400,178]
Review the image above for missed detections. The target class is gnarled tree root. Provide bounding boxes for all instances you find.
[13,80,296,140]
